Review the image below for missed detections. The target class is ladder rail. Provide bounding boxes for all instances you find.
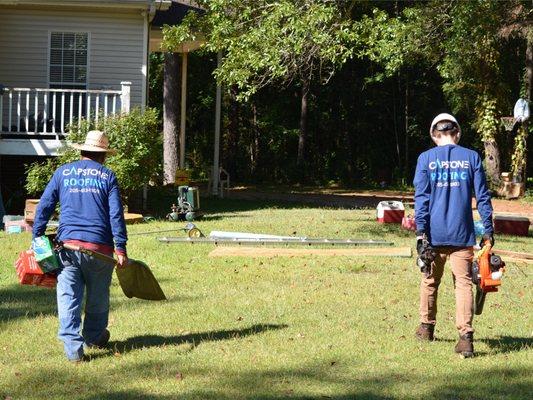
[157,237,394,246]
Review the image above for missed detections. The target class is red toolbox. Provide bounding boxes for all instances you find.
[494,215,530,237]
[376,201,405,223]
[14,250,57,287]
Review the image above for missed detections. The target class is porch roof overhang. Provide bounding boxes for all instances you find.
[0,0,170,10]
[149,29,204,53]
[150,0,205,53]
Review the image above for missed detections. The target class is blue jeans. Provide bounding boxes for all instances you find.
[56,248,114,360]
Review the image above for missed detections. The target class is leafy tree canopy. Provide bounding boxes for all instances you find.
[355,1,519,109]
[163,0,357,100]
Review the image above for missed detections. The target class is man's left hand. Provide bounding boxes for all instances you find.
[116,254,129,269]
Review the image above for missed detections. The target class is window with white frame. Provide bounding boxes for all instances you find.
[49,32,88,88]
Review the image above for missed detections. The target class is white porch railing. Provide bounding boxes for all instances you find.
[0,82,131,139]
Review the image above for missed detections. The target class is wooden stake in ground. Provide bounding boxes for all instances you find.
[209,246,412,258]
[493,249,533,260]
[498,256,533,265]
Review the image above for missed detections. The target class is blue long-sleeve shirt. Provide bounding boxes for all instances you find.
[413,144,493,247]
[32,159,127,252]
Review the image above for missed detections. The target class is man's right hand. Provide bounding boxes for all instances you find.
[416,239,425,256]
[116,254,129,269]
[480,233,495,248]
[416,237,436,262]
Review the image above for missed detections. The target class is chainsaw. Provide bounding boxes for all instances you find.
[471,239,505,315]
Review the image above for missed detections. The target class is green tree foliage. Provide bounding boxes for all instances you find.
[148,1,530,188]
[164,0,357,170]
[354,0,530,187]
[355,1,510,108]
[25,108,162,199]
[164,0,356,99]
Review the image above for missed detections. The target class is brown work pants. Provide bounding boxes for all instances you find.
[419,246,474,336]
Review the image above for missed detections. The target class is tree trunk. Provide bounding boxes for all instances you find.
[506,33,532,186]
[297,78,310,167]
[526,30,532,102]
[520,30,533,183]
[404,75,409,183]
[250,102,259,175]
[484,139,501,187]
[163,52,180,185]
[477,95,501,189]
[224,87,240,179]
[392,77,401,170]
[511,126,527,182]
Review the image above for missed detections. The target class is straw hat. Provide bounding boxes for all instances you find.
[70,130,116,154]
[429,113,461,143]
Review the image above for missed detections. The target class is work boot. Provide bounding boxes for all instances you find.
[455,332,474,358]
[86,329,110,349]
[69,354,89,363]
[415,323,435,341]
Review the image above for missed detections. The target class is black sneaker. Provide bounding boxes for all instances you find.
[455,332,474,358]
[415,323,435,341]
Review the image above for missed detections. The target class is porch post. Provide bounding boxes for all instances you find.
[120,81,131,114]
[212,51,222,196]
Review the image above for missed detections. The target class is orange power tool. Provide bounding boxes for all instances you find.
[471,240,505,315]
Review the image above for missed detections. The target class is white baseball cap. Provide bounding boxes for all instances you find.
[430,113,461,142]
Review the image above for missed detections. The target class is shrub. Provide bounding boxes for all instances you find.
[25,108,162,200]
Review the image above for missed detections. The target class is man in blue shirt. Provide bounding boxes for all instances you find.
[413,113,494,358]
[33,130,128,362]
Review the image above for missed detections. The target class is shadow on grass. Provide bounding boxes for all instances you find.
[0,282,195,328]
[433,335,531,357]
[481,336,533,353]
[82,365,533,400]
[0,284,56,326]
[202,197,317,214]
[2,357,531,400]
[353,223,405,237]
[144,186,338,219]
[106,323,288,356]
[199,213,254,221]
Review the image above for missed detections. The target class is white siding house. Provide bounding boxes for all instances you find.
[0,0,166,156]
[0,0,207,215]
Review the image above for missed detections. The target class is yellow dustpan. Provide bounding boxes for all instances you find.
[115,259,166,301]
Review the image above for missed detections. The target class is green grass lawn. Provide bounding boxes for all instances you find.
[1,198,531,400]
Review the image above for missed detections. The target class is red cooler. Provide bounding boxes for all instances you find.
[377,201,405,223]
